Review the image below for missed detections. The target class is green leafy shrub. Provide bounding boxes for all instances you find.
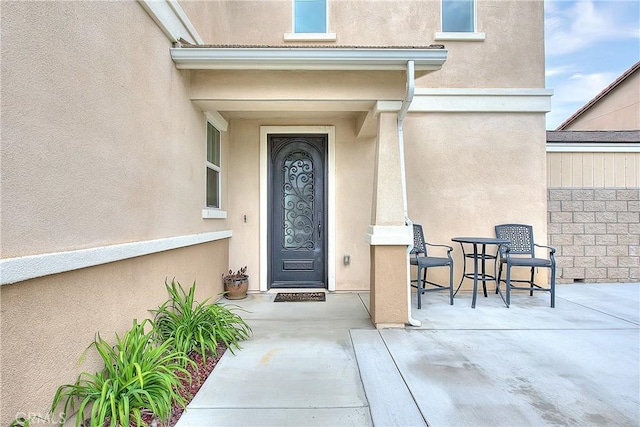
[9,417,32,427]
[50,319,192,427]
[151,279,251,361]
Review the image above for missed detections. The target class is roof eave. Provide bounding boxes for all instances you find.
[170,47,448,71]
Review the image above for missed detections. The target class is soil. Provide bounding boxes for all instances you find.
[140,341,227,427]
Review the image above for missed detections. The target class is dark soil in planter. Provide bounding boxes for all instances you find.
[140,341,227,427]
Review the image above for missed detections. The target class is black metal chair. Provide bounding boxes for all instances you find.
[410,224,454,308]
[495,224,557,307]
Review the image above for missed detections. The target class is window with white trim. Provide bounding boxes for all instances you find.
[206,122,221,209]
[294,0,327,33]
[442,0,475,32]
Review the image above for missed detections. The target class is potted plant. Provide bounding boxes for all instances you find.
[223,266,249,300]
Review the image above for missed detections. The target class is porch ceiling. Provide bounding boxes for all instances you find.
[194,99,380,137]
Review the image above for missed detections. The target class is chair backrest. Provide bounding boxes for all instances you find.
[495,224,535,257]
[411,224,427,256]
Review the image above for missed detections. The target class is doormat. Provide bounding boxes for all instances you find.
[274,292,326,302]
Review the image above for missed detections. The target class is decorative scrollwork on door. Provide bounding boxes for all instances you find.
[282,151,315,249]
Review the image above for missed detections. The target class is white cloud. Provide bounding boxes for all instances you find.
[546,70,618,128]
[554,71,618,103]
[545,64,576,78]
[544,0,639,128]
[545,0,640,57]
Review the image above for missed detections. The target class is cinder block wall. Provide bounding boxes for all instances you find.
[548,188,640,283]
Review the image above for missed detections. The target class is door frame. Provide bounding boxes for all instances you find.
[260,126,336,291]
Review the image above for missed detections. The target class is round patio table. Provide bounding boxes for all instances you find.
[451,237,510,308]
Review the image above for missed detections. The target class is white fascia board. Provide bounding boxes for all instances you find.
[547,143,640,153]
[0,231,232,285]
[170,47,448,71]
[139,0,203,44]
[411,88,554,113]
[205,111,228,132]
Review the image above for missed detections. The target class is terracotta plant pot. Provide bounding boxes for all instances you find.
[223,276,249,300]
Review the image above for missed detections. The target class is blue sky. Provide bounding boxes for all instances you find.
[544,0,640,129]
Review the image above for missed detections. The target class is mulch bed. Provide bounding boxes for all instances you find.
[140,341,227,427]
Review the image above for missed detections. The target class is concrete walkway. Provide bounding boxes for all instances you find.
[176,283,639,426]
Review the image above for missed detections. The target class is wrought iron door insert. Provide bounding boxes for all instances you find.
[269,135,327,288]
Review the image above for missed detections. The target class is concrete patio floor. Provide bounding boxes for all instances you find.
[176,283,639,426]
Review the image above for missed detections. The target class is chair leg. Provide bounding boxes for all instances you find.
[505,265,511,307]
[529,267,535,296]
[550,264,556,308]
[448,264,454,305]
[417,267,423,309]
[496,263,503,295]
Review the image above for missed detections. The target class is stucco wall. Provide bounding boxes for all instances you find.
[404,113,549,287]
[0,241,228,425]
[1,1,229,259]
[179,0,232,43]
[1,2,232,424]
[179,0,544,89]
[226,117,375,291]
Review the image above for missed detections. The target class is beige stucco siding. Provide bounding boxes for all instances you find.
[178,0,232,43]
[1,1,228,259]
[405,113,549,285]
[226,118,374,291]
[190,70,406,102]
[0,242,227,425]
[180,0,544,89]
[1,1,230,424]
[419,0,544,88]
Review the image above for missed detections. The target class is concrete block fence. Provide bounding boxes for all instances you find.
[548,188,640,284]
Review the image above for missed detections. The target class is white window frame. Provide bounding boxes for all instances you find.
[284,0,336,42]
[435,0,485,41]
[202,112,228,219]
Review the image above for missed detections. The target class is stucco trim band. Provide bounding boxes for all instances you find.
[0,231,232,286]
[434,32,486,41]
[170,47,448,71]
[138,0,203,44]
[411,88,553,112]
[366,226,413,246]
[284,33,337,42]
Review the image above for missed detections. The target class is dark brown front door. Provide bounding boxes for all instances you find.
[268,134,327,289]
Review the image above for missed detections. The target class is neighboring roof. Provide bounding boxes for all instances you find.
[546,130,640,152]
[547,130,640,143]
[170,42,448,71]
[556,61,640,130]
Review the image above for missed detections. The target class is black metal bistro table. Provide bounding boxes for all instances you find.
[451,237,510,308]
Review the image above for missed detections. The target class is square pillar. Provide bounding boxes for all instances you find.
[366,107,412,328]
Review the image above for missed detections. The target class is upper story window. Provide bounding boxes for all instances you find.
[294,0,326,33]
[442,0,475,32]
[206,122,221,209]
[436,0,484,41]
[285,0,335,41]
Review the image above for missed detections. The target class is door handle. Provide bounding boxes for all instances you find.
[318,221,322,239]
